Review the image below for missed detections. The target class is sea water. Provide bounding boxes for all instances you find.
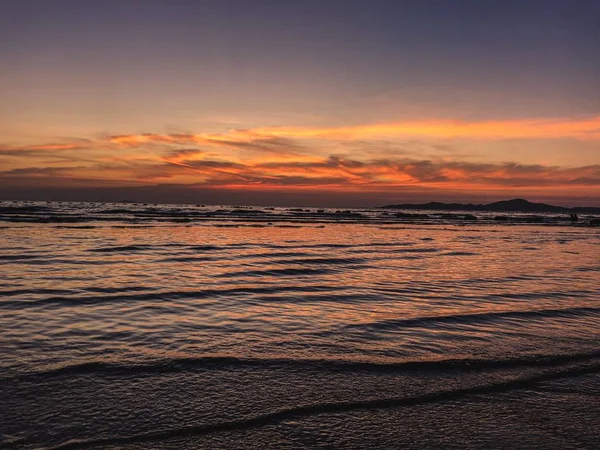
[1,202,599,449]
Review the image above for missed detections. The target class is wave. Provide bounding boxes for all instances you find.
[234,251,315,260]
[80,286,153,294]
[440,251,480,256]
[264,242,416,250]
[9,350,600,382]
[88,245,157,253]
[155,256,216,263]
[4,258,120,266]
[188,245,227,251]
[0,205,51,213]
[109,225,158,228]
[44,361,600,449]
[53,225,99,229]
[2,202,599,228]
[87,243,249,253]
[0,285,341,308]
[0,254,43,261]
[575,266,600,272]
[217,267,338,278]
[389,247,439,253]
[265,257,366,266]
[0,288,74,297]
[342,306,600,330]
[484,289,597,301]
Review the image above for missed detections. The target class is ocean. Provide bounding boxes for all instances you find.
[1,202,599,449]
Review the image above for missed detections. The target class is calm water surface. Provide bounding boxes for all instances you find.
[1,203,599,449]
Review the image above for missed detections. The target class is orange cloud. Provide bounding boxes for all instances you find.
[246,116,600,140]
[3,153,599,197]
[2,115,600,200]
[88,116,600,164]
[29,144,82,151]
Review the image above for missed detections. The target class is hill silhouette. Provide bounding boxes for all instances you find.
[382,198,600,214]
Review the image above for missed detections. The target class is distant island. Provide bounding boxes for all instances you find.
[381,198,600,214]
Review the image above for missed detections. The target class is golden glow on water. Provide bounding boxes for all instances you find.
[1,213,598,375]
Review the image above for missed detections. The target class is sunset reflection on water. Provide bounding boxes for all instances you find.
[1,219,598,375]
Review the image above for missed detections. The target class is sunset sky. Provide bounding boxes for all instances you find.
[1,0,599,207]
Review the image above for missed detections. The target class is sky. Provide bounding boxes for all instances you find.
[1,0,599,207]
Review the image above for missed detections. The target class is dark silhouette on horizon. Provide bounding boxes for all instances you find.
[381,198,600,214]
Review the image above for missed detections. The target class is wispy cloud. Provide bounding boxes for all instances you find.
[244,116,600,140]
[4,154,597,192]
[2,115,600,199]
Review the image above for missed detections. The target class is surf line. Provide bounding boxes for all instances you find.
[46,362,600,450]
